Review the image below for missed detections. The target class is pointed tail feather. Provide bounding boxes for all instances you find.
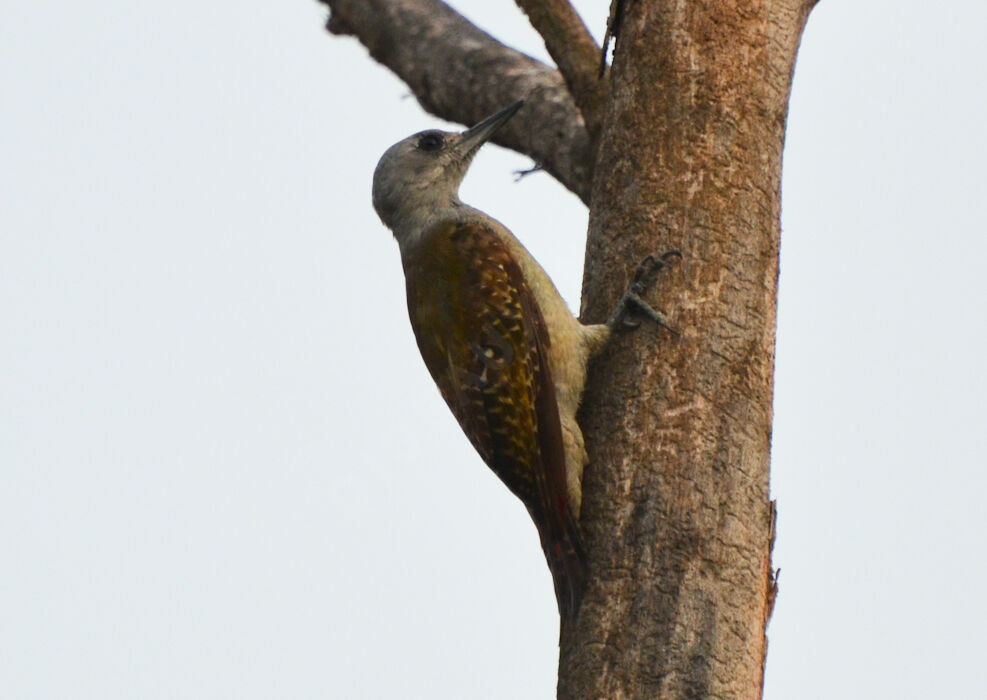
[540,509,587,624]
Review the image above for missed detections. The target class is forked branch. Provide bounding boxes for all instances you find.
[514,0,607,145]
[322,0,595,203]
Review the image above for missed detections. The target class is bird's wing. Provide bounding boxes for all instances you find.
[403,220,585,618]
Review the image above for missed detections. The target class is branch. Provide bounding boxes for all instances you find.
[513,0,607,145]
[599,0,624,76]
[322,0,594,204]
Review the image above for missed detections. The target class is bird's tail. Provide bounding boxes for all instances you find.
[538,507,587,626]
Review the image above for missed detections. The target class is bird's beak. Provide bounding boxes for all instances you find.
[456,100,524,158]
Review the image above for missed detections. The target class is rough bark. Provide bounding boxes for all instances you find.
[322,0,816,697]
[324,0,594,203]
[568,1,813,697]
[513,0,607,145]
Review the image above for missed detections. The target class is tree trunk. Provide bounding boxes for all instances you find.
[321,1,816,697]
[569,2,813,697]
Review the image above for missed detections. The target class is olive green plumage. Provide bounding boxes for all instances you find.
[403,220,586,619]
[372,101,614,622]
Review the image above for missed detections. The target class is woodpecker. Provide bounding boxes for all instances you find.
[372,101,676,622]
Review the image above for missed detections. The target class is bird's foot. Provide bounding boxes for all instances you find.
[607,250,682,334]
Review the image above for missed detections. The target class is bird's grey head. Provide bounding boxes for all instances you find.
[372,101,523,242]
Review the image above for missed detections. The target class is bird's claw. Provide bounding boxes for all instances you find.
[630,250,682,292]
[608,250,681,334]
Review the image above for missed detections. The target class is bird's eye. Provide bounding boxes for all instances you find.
[417,132,445,151]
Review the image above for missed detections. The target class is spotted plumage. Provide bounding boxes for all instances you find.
[371,101,676,625]
[403,221,585,618]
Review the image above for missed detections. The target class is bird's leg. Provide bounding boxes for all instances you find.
[606,250,682,333]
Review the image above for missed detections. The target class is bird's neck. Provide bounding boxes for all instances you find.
[393,198,486,256]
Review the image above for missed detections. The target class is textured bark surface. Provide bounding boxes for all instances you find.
[513,0,607,144]
[323,0,815,697]
[324,0,595,203]
[568,1,813,698]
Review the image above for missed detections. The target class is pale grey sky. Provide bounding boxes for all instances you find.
[2,1,985,698]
